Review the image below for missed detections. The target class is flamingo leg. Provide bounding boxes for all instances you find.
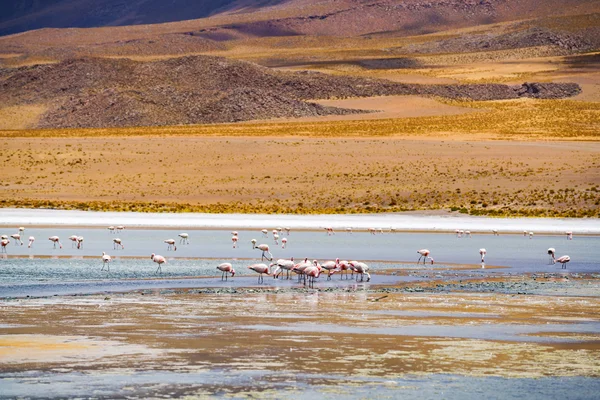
[156,265,161,274]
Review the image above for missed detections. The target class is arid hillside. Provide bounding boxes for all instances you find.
[0,55,581,129]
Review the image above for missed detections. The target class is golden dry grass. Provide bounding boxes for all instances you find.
[0,105,48,130]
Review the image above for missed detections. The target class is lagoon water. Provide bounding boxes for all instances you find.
[0,226,598,298]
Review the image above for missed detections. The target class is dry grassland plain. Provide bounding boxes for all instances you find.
[1,96,599,217]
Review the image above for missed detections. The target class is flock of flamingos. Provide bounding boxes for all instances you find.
[0,225,574,287]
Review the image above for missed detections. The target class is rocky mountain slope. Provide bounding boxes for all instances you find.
[0,55,580,128]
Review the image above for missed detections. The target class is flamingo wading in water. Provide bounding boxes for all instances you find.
[178,233,189,245]
[10,234,23,246]
[49,236,62,249]
[248,263,271,284]
[164,239,177,251]
[253,242,273,261]
[1,239,9,253]
[28,236,35,248]
[101,252,112,271]
[151,253,166,274]
[416,249,434,265]
[547,248,556,264]
[217,263,235,281]
[113,238,124,250]
[556,255,570,269]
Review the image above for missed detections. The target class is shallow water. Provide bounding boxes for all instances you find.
[0,227,598,297]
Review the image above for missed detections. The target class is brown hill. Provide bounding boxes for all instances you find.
[0,55,581,128]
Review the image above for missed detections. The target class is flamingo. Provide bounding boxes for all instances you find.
[164,239,177,251]
[10,234,23,246]
[273,234,279,245]
[272,257,294,279]
[529,231,534,239]
[458,230,464,238]
[492,229,499,236]
[272,229,278,237]
[547,248,556,264]
[252,242,273,261]
[465,230,472,238]
[116,226,125,232]
[108,226,115,234]
[284,227,290,236]
[292,258,312,282]
[178,233,189,244]
[49,236,62,249]
[325,227,335,235]
[76,236,84,249]
[217,263,235,281]
[28,236,35,248]
[303,264,321,288]
[349,261,370,282]
[151,253,167,274]
[261,229,268,237]
[368,228,377,235]
[69,235,79,248]
[337,260,352,280]
[455,229,460,237]
[231,231,238,236]
[18,227,25,233]
[0,235,7,240]
[523,230,528,237]
[251,238,257,248]
[281,237,287,249]
[417,249,434,265]
[101,252,112,271]
[346,227,353,234]
[556,255,570,269]
[348,260,359,278]
[113,238,124,250]
[248,263,271,283]
[1,239,9,253]
[479,248,487,263]
[566,231,573,240]
[232,235,238,248]
[321,259,339,281]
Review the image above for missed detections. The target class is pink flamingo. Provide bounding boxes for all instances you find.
[325,227,335,235]
[248,263,271,283]
[349,261,370,282]
[101,252,112,271]
[321,258,339,281]
[417,249,434,265]
[337,260,351,280]
[292,258,311,282]
[113,238,124,250]
[271,257,294,279]
[368,228,377,235]
[217,263,235,281]
[178,233,189,244]
[69,235,79,248]
[556,255,570,269]
[49,236,62,249]
[232,235,238,248]
[547,248,556,264]
[231,231,238,236]
[76,236,84,249]
[303,264,321,288]
[252,242,273,261]
[164,239,177,251]
[1,239,9,253]
[151,253,166,274]
[281,237,287,249]
[28,236,35,248]
[10,234,23,246]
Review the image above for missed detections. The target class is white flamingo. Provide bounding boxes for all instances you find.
[556,255,570,269]
[178,233,189,244]
[77,236,84,249]
[479,248,487,263]
[10,234,23,246]
[273,234,279,245]
[349,261,370,282]
[164,239,177,251]
[49,236,62,249]
[281,237,287,249]
[151,253,166,274]
[272,257,294,279]
[28,236,35,248]
[113,238,124,250]
[529,231,534,239]
[69,235,79,248]
[101,252,112,271]
[261,229,268,237]
[566,231,573,240]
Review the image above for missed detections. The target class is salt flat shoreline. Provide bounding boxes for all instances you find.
[0,208,599,234]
